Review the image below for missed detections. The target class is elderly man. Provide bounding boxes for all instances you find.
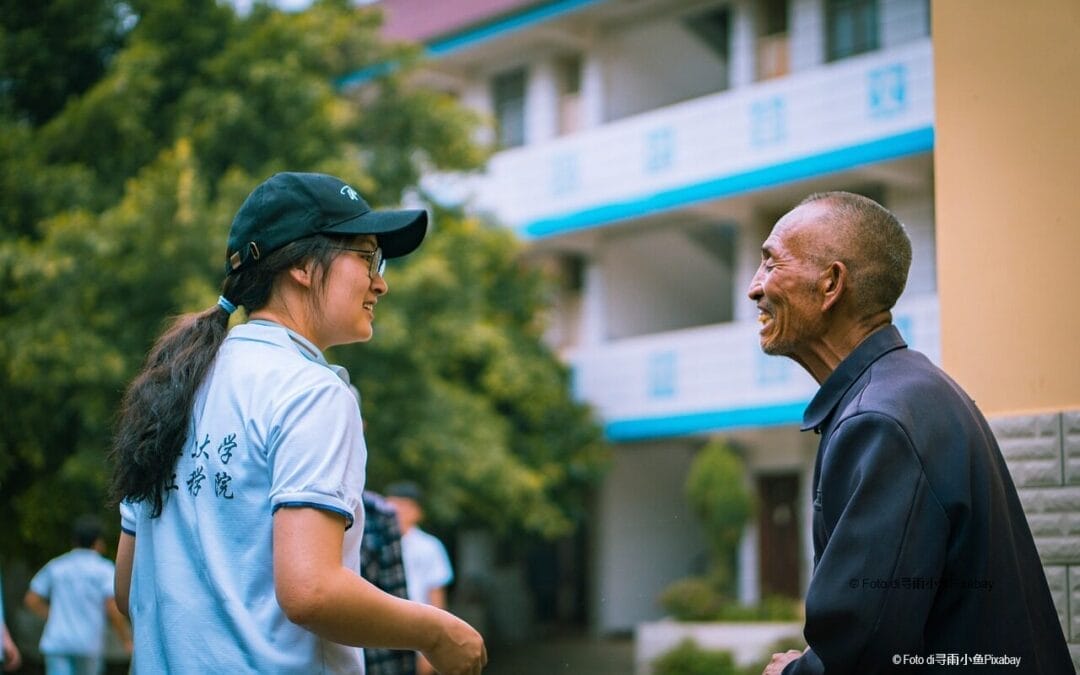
[749,192,1072,674]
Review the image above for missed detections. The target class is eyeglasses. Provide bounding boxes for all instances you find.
[338,246,386,279]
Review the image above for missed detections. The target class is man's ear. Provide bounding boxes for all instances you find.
[820,261,847,312]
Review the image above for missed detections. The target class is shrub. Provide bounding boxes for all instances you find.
[685,440,752,595]
[715,595,802,622]
[652,639,739,675]
[658,577,723,621]
[659,575,802,623]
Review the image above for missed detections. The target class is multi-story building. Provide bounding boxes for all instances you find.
[369,0,934,635]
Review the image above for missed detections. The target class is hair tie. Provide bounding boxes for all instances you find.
[217,296,238,315]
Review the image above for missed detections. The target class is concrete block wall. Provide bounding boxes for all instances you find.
[990,410,1080,669]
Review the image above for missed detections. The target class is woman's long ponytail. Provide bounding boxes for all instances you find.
[107,303,232,516]
[107,233,348,516]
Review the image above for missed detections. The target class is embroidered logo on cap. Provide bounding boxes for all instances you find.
[340,185,360,201]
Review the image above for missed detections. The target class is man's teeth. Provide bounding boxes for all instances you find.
[758,313,769,325]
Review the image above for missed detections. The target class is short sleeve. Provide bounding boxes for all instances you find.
[267,380,366,529]
[98,559,116,600]
[120,500,137,536]
[431,537,454,587]
[28,562,53,599]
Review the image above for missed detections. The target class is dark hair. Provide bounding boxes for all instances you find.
[107,234,352,516]
[72,514,104,548]
[798,191,912,316]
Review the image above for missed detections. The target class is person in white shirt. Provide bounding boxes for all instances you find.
[385,481,454,675]
[1,570,22,672]
[24,515,131,675]
[107,172,486,675]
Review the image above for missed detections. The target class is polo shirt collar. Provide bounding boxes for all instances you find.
[240,320,351,386]
[801,324,907,432]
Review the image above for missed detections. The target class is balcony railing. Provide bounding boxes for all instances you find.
[570,293,940,441]
[457,38,933,238]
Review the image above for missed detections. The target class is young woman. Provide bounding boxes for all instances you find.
[108,172,486,674]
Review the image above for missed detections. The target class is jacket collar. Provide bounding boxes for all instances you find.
[801,324,907,432]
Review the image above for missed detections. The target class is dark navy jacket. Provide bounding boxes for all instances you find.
[784,326,1072,674]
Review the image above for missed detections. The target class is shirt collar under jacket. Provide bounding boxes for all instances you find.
[800,324,907,432]
[237,319,351,387]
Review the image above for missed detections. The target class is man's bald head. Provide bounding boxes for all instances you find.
[797,191,912,318]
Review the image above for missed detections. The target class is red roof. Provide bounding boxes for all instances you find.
[377,0,543,42]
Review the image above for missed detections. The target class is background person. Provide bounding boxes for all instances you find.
[1,569,22,672]
[107,172,486,674]
[385,481,454,675]
[24,515,131,675]
[361,490,416,675]
[748,192,1071,674]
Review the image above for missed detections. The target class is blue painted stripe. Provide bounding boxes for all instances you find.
[427,0,609,56]
[336,61,398,90]
[339,0,607,89]
[604,401,809,442]
[524,126,935,238]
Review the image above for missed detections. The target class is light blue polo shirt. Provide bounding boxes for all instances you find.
[120,321,368,674]
[29,548,115,656]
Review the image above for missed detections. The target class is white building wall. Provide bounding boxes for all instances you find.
[594,440,708,633]
[599,12,729,122]
[600,228,733,340]
[889,188,936,298]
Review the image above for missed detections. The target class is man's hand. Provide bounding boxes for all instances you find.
[763,649,803,675]
[2,625,21,672]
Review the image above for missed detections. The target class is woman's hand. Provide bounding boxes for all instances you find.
[422,607,487,675]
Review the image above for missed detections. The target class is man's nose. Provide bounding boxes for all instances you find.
[747,269,763,300]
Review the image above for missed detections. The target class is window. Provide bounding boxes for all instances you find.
[683,5,732,90]
[684,6,731,61]
[556,55,582,136]
[826,0,879,62]
[756,0,789,80]
[492,68,526,148]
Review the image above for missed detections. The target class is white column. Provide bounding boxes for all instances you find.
[526,59,558,144]
[729,0,758,87]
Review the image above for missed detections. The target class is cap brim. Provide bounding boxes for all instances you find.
[326,208,428,259]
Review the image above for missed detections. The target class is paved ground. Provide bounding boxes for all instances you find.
[485,634,636,675]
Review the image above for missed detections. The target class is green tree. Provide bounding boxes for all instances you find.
[351,207,608,538]
[685,439,752,596]
[0,0,606,564]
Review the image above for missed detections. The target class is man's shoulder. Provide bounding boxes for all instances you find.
[835,346,981,441]
[405,527,447,551]
[854,348,961,410]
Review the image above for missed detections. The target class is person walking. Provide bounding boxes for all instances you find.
[1,569,22,672]
[361,490,416,675]
[749,191,1072,674]
[385,481,454,675]
[107,172,486,674]
[24,515,131,675]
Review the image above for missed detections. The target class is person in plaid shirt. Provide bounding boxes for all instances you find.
[361,491,416,675]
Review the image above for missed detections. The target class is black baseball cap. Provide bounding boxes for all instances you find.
[225,172,428,274]
[384,480,424,503]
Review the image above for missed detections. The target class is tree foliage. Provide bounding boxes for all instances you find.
[0,0,607,565]
[685,439,752,595]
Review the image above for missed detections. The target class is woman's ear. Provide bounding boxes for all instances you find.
[287,260,315,289]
